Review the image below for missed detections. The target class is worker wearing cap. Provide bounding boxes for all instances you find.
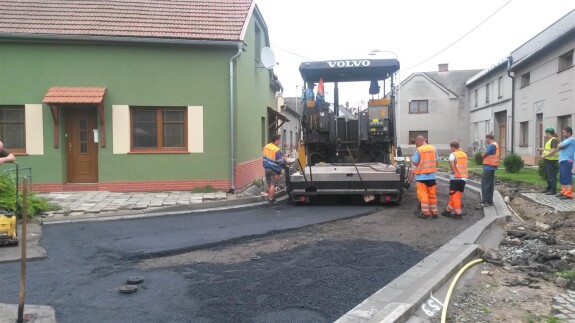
[537,127,559,195]
[442,141,467,219]
[412,135,439,219]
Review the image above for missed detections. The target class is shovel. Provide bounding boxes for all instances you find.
[346,145,375,203]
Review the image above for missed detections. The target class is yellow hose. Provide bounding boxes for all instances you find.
[441,258,484,323]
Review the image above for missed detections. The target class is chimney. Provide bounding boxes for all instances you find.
[438,63,449,72]
[346,101,349,108]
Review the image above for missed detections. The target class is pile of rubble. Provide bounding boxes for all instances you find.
[481,221,575,289]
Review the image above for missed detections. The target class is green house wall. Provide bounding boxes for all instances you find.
[0,15,277,187]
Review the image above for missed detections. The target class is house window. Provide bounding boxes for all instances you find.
[520,72,530,88]
[409,131,428,144]
[408,100,428,114]
[282,129,286,152]
[131,107,187,152]
[474,89,478,107]
[558,50,573,72]
[485,82,490,104]
[0,106,26,152]
[519,121,529,146]
[558,115,572,139]
[497,76,503,99]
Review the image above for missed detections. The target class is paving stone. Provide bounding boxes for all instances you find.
[163,201,177,206]
[522,193,575,212]
[215,192,227,199]
[149,201,164,207]
[191,193,204,199]
[203,193,216,200]
[86,208,102,213]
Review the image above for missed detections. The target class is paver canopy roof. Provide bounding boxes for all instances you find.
[0,0,253,41]
[299,59,400,83]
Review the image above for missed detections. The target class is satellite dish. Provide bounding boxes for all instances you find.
[260,47,276,69]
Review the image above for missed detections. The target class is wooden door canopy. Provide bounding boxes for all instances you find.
[42,87,106,148]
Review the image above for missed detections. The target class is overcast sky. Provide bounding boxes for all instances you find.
[256,0,574,107]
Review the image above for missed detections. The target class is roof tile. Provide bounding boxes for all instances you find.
[0,0,253,41]
[43,87,106,104]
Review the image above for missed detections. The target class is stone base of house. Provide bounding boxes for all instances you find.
[31,159,265,193]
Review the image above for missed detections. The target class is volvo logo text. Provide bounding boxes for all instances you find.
[326,60,371,68]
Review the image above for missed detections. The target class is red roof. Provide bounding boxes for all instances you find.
[0,0,254,41]
[43,87,106,104]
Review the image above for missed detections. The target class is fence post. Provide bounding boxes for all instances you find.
[17,176,28,323]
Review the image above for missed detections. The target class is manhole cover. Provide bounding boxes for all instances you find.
[119,285,138,294]
[127,276,144,285]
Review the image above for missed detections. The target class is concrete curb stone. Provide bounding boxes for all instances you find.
[336,174,511,323]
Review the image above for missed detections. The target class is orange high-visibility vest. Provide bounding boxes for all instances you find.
[413,144,437,174]
[483,142,500,167]
[453,150,468,179]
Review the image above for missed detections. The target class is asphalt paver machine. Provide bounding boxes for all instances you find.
[287,58,408,204]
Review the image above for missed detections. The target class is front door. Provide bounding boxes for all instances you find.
[499,123,507,158]
[65,108,98,183]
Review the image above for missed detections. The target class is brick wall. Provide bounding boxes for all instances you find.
[235,158,264,188]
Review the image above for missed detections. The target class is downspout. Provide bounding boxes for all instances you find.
[229,45,243,194]
[507,56,515,154]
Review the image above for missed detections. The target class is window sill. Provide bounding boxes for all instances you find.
[13,152,28,156]
[408,112,429,114]
[518,144,528,148]
[128,151,190,154]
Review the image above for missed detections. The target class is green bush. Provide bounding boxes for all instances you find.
[538,158,545,179]
[503,154,524,173]
[474,151,483,165]
[0,174,58,218]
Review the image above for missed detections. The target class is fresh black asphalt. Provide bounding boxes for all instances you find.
[0,202,427,322]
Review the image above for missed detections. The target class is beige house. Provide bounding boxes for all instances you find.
[398,64,480,156]
[509,9,575,165]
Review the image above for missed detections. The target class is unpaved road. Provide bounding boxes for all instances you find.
[0,180,483,323]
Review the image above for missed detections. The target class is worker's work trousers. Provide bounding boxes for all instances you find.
[559,161,573,197]
[446,180,466,216]
[416,180,438,216]
[480,169,495,204]
[544,159,558,194]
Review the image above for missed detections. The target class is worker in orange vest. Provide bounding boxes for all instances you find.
[476,134,499,209]
[412,135,439,219]
[442,141,467,218]
[262,134,288,204]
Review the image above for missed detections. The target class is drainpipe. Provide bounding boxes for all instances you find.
[507,56,515,154]
[229,45,243,194]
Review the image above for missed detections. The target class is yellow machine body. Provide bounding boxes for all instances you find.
[0,214,16,238]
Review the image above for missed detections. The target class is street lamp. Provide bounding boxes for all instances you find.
[368,49,401,150]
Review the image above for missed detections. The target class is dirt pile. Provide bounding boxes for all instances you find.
[446,195,575,322]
